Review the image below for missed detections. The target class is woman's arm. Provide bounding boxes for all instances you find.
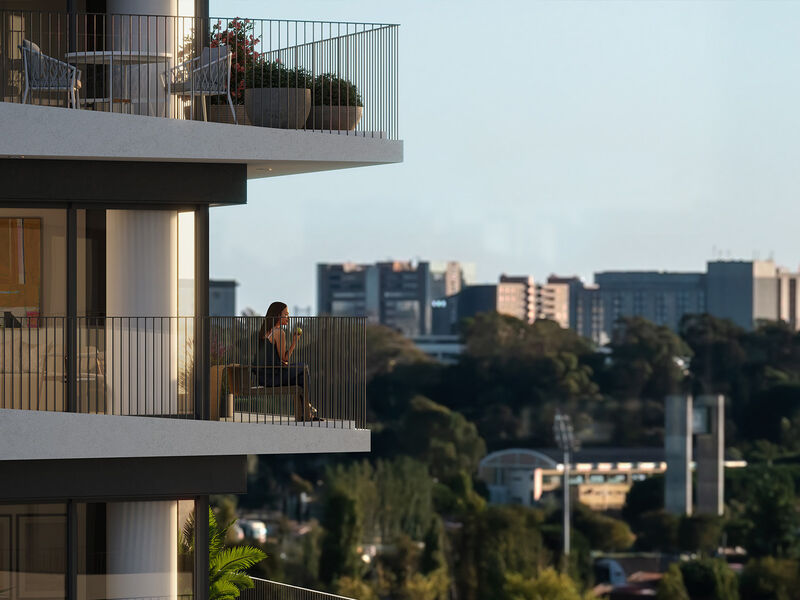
[273,329,300,364]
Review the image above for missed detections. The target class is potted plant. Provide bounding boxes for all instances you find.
[307,73,363,131]
[244,60,312,128]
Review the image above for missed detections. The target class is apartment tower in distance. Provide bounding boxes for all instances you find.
[0,2,401,600]
[317,260,474,336]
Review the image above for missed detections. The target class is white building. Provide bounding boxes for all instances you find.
[0,2,401,599]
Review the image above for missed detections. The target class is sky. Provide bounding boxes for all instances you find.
[209,0,800,315]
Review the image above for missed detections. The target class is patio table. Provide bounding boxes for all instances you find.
[64,50,172,115]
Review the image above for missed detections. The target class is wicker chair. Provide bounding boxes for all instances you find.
[166,44,235,123]
[18,39,81,108]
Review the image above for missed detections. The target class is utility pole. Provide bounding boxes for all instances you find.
[554,412,578,558]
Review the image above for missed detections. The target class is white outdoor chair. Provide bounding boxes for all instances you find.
[18,39,81,109]
[166,44,236,123]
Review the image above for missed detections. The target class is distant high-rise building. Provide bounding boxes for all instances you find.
[706,260,800,330]
[317,260,431,336]
[316,262,380,322]
[209,279,237,317]
[593,270,706,337]
[499,275,536,323]
[535,282,570,329]
[565,259,800,345]
[430,260,474,300]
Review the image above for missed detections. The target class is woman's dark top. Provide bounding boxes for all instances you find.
[251,332,306,389]
[252,334,282,370]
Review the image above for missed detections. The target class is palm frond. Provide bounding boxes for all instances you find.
[210,546,267,579]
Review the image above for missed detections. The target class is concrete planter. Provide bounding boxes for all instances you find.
[244,88,311,128]
[307,105,363,131]
[206,104,250,126]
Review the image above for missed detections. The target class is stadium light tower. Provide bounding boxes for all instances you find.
[554,412,579,557]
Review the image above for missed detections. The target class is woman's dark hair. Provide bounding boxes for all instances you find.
[259,302,287,338]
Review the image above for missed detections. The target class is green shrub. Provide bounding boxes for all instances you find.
[312,73,363,106]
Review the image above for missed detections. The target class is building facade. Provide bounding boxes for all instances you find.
[209,279,237,317]
[319,260,475,336]
[0,2,401,599]
[565,260,800,344]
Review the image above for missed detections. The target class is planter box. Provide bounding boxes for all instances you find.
[244,88,311,128]
[207,104,250,126]
[307,105,363,132]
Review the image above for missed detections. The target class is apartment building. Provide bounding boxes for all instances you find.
[319,260,474,336]
[0,2,401,599]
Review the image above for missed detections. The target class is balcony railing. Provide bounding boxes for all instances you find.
[241,578,356,600]
[0,10,399,139]
[0,316,366,428]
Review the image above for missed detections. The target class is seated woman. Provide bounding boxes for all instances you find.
[252,302,321,422]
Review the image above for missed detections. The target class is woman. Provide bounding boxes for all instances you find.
[252,302,321,422]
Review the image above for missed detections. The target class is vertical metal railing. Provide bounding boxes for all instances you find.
[0,10,399,139]
[207,316,367,429]
[241,578,356,600]
[0,315,367,428]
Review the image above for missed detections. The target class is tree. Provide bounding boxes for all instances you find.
[605,316,691,400]
[319,489,364,584]
[656,563,689,600]
[366,324,433,382]
[504,568,593,600]
[739,557,800,600]
[572,504,635,552]
[634,510,679,552]
[180,508,266,600]
[680,558,739,600]
[678,515,723,554]
[399,396,486,482]
[729,466,800,558]
[622,475,664,526]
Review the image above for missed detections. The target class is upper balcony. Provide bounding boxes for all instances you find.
[0,315,370,460]
[0,10,402,177]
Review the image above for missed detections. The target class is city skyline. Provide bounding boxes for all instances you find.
[211,0,800,314]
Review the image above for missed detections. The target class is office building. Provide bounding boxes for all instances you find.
[209,279,237,317]
[318,260,431,336]
[706,260,800,330]
[319,260,477,336]
[0,3,401,599]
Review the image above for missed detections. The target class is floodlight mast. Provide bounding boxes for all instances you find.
[553,412,578,558]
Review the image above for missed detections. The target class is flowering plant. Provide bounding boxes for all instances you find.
[210,18,261,103]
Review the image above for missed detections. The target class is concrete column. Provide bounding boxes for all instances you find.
[107,0,179,116]
[695,394,725,516]
[665,394,692,515]
[107,501,178,600]
[106,210,178,415]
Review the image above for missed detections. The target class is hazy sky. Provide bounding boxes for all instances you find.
[209,0,800,314]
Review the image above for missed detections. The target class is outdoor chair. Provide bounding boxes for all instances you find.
[210,363,311,422]
[18,39,81,108]
[165,44,236,123]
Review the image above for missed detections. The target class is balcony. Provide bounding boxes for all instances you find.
[0,11,402,176]
[0,316,369,459]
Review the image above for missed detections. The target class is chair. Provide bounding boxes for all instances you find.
[166,44,236,123]
[211,363,312,422]
[18,39,81,109]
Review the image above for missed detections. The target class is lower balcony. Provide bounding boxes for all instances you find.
[0,315,370,459]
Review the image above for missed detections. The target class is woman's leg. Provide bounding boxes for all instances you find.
[282,363,312,421]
